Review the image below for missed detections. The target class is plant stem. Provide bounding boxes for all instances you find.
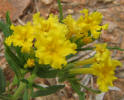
[76,47,94,51]
[57,0,63,22]
[11,66,38,100]
[76,46,124,51]
[11,82,26,100]
[107,46,124,51]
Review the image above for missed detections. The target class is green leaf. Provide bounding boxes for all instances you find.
[76,47,94,51]
[14,47,26,65]
[58,63,75,82]
[107,46,124,51]
[5,45,22,80]
[23,88,28,100]
[0,95,10,100]
[32,85,65,97]
[6,11,11,26]
[36,66,57,78]
[32,84,44,90]
[63,63,75,71]
[37,69,57,78]
[66,54,75,59]
[83,64,92,68]
[0,68,6,94]
[57,0,63,22]
[88,31,91,36]
[6,12,25,65]
[0,21,12,38]
[70,81,85,100]
[12,75,19,86]
[0,11,12,38]
[76,37,85,48]
[21,79,29,85]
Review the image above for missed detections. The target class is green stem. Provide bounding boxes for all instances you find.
[107,46,124,51]
[57,0,63,22]
[11,66,38,100]
[76,47,94,51]
[11,82,26,100]
[76,46,124,51]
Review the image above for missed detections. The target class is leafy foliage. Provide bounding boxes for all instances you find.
[70,80,85,100]
[5,45,22,80]
[36,65,58,78]
[23,88,29,100]
[32,85,65,97]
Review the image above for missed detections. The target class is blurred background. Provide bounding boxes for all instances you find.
[0,0,124,100]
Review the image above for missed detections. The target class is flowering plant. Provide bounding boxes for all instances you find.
[0,0,123,100]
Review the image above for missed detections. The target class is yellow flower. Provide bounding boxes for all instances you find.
[102,24,108,30]
[71,43,122,92]
[33,13,77,69]
[5,12,77,69]
[24,58,35,68]
[35,31,77,69]
[33,13,68,39]
[74,43,109,66]
[77,9,104,39]
[63,15,80,39]
[90,58,121,92]
[93,43,122,91]
[94,43,110,62]
[5,35,14,46]
[5,22,34,53]
[63,9,108,43]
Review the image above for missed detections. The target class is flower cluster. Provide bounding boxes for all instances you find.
[63,9,108,44]
[72,43,121,92]
[5,22,34,53]
[5,9,121,92]
[33,13,77,69]
[5,13,77,69]
[91,44,121,91]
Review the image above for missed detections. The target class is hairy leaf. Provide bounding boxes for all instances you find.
[32,85,65,97]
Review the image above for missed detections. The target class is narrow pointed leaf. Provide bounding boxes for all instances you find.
[0,68,6,94]
[12,75,19,86]
[32,85,65,97]
[6,11,11,26]
[70,81,85,100]
[36,67,57,78]
[5,45,22,79]
[23,88,28,100]
[0,11,12,38]
[0,21,11,38]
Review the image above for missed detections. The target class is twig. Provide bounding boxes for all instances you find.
[17,18,25,25]
[67,51,92,63]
